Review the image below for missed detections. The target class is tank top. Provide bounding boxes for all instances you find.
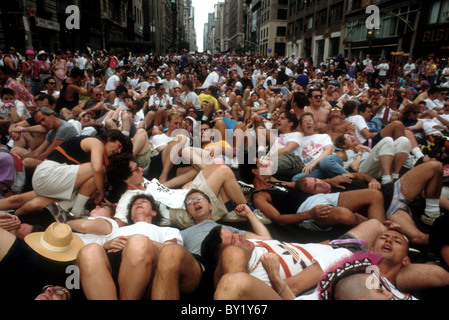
[56,79,80,111]
[252,182,311,214]
[47,136,91,165]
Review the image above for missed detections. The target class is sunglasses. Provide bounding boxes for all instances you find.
[312,95,322,99]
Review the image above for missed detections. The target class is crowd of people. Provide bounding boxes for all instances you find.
[1,45,449,301]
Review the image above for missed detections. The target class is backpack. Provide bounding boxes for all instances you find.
[109,56,118,70]
[0,149,26,194]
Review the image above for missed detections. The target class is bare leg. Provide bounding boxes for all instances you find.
[215,272,282,300]
[131,128,150,158]
[380,120,405,140]
[214,246,248,287]
[201,164,247,204]
[163,166,199,189]
[118,235,158,300]
[152,244,203,300]
[0,191,37,211]
[77,243,118,300]
[392,152,409,175]
[400,161,443,201]
[338,189,385,222]
[315,206,367,229]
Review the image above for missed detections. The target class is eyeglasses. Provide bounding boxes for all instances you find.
[330,107,341,111]
[186,194,206,207]
[42,285,69,299]
[215,111,224,115]
[302,118,314,124]
[312,95,322,99]
[48,82,56,85]
[345,135,354,140]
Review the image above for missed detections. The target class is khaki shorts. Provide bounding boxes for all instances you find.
[32,160,79,200]
[169,170,228,229]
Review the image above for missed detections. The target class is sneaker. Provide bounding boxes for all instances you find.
[238,181,254,195]
[420,212,442,226]
[46,202,68,223]
[253,209,272,225]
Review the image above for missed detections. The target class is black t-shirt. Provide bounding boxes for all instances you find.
[252,182,312,214]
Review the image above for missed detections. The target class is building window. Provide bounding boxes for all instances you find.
[278,9,288,20]
[428,0,449,24]
[330,3,343,24]
[277,26,287,36]
[306,15,313,30]
[317,9,327,27]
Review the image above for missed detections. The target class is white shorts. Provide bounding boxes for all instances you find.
[32,160,79,200]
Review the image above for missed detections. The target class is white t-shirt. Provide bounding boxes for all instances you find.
[202,71,220,89]
[424,98,438,111]
[298,134,334,165]
[105,74,121,91]
[113,97,128,110]
[263,76,277,89]
[151,133,190,152]
[378,63,389,77]
[148,94,171,110]
[403,63,416,76]
[248,240,351,287]
[104,222,183,246]
[0,100,30,120]
[345,115,369,144]
[272,132,303,158]
[161,79,179,94]
[74,216,119,245]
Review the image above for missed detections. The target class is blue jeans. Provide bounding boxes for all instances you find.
[292,154,349,182]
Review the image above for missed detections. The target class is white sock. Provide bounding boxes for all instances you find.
[71,194,91,218]
[392,173,400,180]
[381,175,392,184]
[425,198,440,216]
[202,116,209,121]
[122,131,130,137]
[267,113,272,120]
[411,147,424,159]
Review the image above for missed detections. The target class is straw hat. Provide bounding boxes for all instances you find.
[25,222,84,262]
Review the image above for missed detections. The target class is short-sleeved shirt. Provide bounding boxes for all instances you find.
[273,132,303,158]
[298,133,334,166]
[181,220,245,255]
[45,120,78,143]
[345,115,369,144]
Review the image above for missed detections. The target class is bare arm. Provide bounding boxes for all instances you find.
[67,218,113,235]
[234,204,272,240]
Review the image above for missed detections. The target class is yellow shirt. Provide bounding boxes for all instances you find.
[198,93,219,110]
